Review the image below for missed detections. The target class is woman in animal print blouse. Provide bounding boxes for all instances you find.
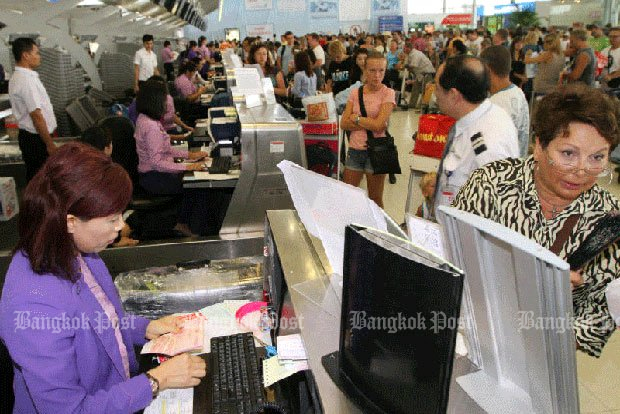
[453,84,620,357]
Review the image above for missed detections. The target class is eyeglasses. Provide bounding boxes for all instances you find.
[545,148,611,178]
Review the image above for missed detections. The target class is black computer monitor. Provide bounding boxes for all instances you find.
[323,225,463,414]
[78,96,101,124]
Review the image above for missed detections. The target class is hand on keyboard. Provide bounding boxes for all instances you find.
[186,162,205,172]
[148,353,207,391]
[188,151,210,161]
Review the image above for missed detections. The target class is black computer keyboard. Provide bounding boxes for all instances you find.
[208,156,232,174]
[208,333,264,414]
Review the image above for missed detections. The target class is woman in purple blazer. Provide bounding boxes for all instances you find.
[0,143,206,413]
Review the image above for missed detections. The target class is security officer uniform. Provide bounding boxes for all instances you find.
[435,99,519,214]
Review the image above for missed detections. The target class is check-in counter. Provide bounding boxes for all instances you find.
[221,103,305,235]
[188,102,306,236]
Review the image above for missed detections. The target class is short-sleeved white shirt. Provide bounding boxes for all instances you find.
[405,49,435,77]
[134,47,158,81]
[8,66,57,134]
[436,99,519,210]
[602,46,620,73]
[489,84,530,158]
[312,45,325,67]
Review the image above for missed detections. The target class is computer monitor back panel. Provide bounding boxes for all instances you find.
[437,206,579,414]
[338,225,464,414]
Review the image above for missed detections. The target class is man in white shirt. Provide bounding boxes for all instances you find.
[9,38,57,181]
[398,42,435,108]
[601,27,620,88]
[464,29,483,56]
[433,55,519,216]
[134,34,159,92]
[307,33,325,89]
[481,46,530,157]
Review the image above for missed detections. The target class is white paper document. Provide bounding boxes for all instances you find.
[277,160,387,275]
[276,334,308,361]
[405,213,446,260]
[245,94,262,108]
[230,54,243,68]
[233,68,264,94]
[143,388,193,414]
[190,171,240,181]
[263,356,309,387]
[200,300,252,353]
[262,78,277,104]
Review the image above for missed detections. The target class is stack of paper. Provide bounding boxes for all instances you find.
[263,357,309,387]
[262,334,309,387]
[144,388,193,414]
[276,334,307,361]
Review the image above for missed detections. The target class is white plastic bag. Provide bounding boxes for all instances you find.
[302,92,337,122]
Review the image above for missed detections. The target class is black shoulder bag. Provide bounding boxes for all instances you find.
[358,86,401,175]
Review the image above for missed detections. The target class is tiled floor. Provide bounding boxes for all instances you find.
[379,108,620,413]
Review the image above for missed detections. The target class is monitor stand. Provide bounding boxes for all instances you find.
[321,352,387,414]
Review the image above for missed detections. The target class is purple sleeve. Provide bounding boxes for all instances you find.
[161,96,176,130]
[136,117,187,173]
[174,76,196,98]
[127,100,138,125]
[128,316,151,346]
[0,258,153,413]
[161,48,174,63]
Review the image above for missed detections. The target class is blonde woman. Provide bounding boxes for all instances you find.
[525,34,565,96]
[341,52,396,208]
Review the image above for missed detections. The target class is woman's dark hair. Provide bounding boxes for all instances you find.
[350,48,369,83]
[15,142,132,280]
[80,126,112,151]
[294,51,314,77]
[533,83,620,150]
[179,60,197,75]
[136,80,167,120]
[248,43,273,73]
[353,48,369,59]
[147,74,169,94]
[439,55,489,104]
[164,40,171,47]
[510,36,524,61]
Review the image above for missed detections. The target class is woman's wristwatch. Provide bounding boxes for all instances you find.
[145,372,160,398]
[355,115,361,125]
